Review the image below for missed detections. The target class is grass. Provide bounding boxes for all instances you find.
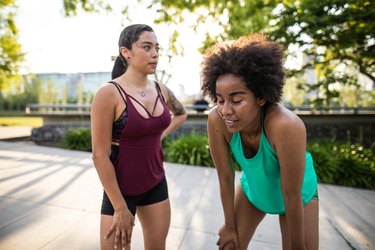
[0,117,43,127]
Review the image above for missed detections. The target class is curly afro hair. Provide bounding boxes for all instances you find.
[201,33,285,103]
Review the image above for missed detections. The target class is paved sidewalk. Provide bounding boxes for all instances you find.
[0,126,32,140]
[0,141,374,250]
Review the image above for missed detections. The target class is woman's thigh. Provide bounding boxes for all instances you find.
[279,199,319,250]
[136,199,171,250]
[234,185,266,249]
[100,214,133,250]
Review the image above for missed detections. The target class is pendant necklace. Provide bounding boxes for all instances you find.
[126,79,147,97]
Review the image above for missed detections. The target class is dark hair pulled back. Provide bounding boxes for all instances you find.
[111,24,154,79]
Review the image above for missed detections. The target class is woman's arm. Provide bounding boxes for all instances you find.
[208,107,238,249]
[269,107,307,249]
[159,84,187,139]
[91,84,134,245]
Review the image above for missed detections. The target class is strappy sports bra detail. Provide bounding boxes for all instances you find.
[110,82,128,143]
[109,80,165,119]
[128,94,160,117]
[112,108,128,144]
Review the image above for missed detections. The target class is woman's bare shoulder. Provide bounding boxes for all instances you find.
[96,82,117,96]
[94,82,122,102]
[266,104,303,127]
[265,104,306,145]
[91,83,120,109]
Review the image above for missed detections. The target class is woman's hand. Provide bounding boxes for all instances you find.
[104,208,135,250]
[217,224,239,250]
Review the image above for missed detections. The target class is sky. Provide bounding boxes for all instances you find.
[15,0,204,97]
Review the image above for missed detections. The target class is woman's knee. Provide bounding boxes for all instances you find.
[100,215,132,250]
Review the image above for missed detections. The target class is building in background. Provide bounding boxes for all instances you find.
[34,72,110,101]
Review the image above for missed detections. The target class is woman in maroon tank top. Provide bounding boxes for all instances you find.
[91,24,187,250]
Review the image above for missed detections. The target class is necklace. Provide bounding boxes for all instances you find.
[124,78,148,97]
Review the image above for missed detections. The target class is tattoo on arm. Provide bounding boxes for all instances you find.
[167,88,186,115]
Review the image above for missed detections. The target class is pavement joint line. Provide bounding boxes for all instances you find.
[0,199,44,232]
[321,186,373,250]
[329,218,357,250]
[1,194,98,214]
[324,186,375,232]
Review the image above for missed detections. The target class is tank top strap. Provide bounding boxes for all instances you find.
[154,81,166,103]
[150,95,160,116]
[109,81,127,104]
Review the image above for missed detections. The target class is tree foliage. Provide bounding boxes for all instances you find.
[149,0,374,80]
[62,0,112,16]
[1,0,373,106]
[152,0,375,106]
[271,0,375,84]
[0,0,24,90]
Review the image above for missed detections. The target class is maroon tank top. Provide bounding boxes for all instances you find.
[109,81,171,195]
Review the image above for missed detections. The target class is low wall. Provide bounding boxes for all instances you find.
[27,113,374,149]
[26,104,374,148]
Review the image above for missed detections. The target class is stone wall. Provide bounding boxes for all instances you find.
[31,113,375,149]
[305,122,374,147]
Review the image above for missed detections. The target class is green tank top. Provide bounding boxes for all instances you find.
[229,114,318,214]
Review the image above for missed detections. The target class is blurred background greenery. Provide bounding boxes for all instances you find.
[1,0,374,111]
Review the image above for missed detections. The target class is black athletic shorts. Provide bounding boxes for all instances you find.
[101,176,168,216]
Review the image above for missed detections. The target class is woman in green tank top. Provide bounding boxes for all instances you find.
[201,34,319,250]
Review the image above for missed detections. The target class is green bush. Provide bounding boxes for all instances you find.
[308,140,375,190]
[307,141,340,184]
[60,128,375,190]
[164,135,375,190]
[162,135,172,150]
[62,128,92,152]
[164,133,214,167]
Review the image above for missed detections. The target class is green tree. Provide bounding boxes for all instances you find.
[271,0,374,84]
[271,0,374,107]
[283,75,306,107]
[4,0,374,106]
[152,0,279,51]
[0,0,24,90]
[152,0,375,106]
[147,0,375,83]
[62,0,112,16]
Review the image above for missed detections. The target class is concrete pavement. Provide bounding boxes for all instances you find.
[0,126,32,140]
[0,141,374,250]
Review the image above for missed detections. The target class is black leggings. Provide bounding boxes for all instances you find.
[101,177,168,216]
